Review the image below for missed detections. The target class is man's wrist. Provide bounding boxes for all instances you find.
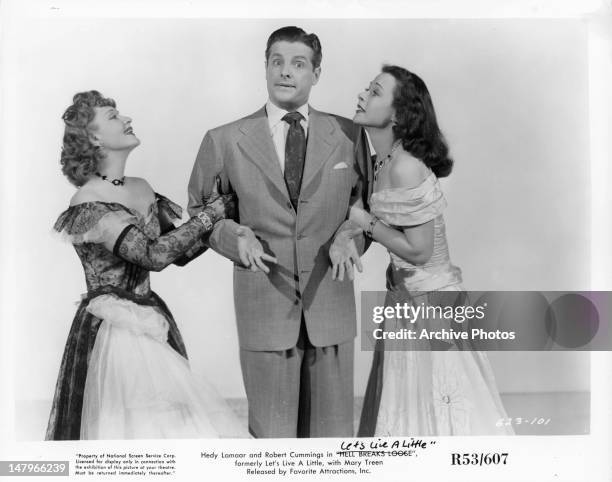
[358,212,371,231]
[336,219,363,242]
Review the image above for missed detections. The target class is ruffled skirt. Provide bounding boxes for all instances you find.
[46,288,247,440]
[359,267,513,437]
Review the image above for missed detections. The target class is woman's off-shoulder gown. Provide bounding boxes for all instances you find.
[46,194,248,440]
[359,174,513,436]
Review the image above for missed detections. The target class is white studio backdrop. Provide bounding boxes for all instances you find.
[4,18,590,404]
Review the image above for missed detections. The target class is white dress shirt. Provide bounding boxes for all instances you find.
[266,100,309,174]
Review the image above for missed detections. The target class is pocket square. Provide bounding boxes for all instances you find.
[333,162,348,170]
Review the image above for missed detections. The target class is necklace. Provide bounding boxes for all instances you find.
[95,172,125,186]
[373,140,402,182]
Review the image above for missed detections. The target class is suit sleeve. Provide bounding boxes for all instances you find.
[187,131,243,264]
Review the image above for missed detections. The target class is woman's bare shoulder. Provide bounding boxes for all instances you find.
[69,182,104,206]
[126,177,155,201]
[389,151,430,189]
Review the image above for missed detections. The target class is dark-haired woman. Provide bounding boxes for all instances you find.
[347,67,512,436]
[47,91,251,440]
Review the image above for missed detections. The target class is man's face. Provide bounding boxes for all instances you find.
[266,40,320,111]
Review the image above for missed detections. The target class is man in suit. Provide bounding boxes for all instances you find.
[188,26,370,438]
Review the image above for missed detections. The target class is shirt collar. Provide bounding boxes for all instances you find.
[266,100,309,130]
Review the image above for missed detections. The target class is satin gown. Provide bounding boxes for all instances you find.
[358,173,513,436]
[46,194,248,440]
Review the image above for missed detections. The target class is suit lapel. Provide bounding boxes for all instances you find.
[357,127,374,206]
[301,108,338,191]
[237,107,290,200]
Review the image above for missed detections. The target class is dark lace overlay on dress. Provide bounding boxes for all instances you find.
[46,194,207,440]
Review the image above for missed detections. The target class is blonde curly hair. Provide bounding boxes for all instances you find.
[60,90,115,186]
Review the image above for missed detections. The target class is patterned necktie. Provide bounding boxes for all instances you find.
[371,153,380,182]
[282,111,306,210]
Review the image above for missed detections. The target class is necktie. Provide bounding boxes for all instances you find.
[282,112,306,210]
[372,154,382,182]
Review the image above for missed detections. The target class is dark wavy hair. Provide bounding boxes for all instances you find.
[382,65,453,178]
[60,90,115,187]
[265,26,322,69]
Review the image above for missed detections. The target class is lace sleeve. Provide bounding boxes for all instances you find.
[156,193,183,223]
[156,193,209,265]
[54,203,139,244]
[113,212,215,272]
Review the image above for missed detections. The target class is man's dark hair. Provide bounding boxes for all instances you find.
[265,26,322,69]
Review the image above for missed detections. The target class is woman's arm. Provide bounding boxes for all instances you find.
[350,206,434,265]
[157,204,208,266]
[352,155,435,265]
[111,218,210,272]
[102,197,228,272]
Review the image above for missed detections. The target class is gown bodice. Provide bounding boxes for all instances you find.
[48,194,249,440]
[360,172,513,438]
[54,194,182,296]
[370,172,462,291]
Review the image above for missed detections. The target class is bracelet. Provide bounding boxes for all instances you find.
[196,210,214,231]
[366,215,379,238]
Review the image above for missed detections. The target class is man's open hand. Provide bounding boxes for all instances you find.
[236,226,277,273]
[329,221,363,281]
